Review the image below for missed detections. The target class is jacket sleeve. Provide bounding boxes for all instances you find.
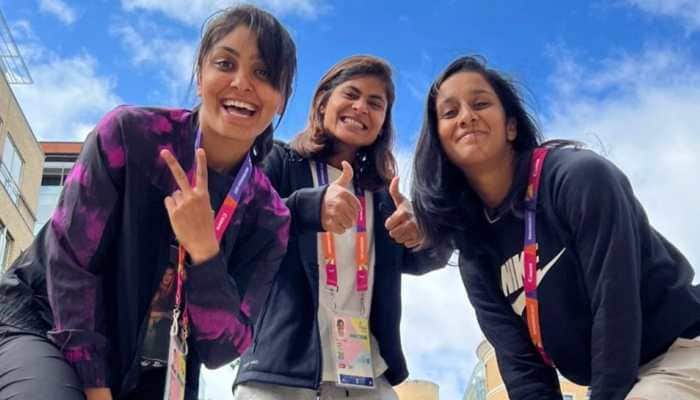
[185,171,290,368]
[46,108,127,388]
[398,246,451,275]
[555,151,644,400]
[261,142,325,234]
[461,254,562,400]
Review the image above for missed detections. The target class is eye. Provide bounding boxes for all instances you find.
[343,91,359,100]
[255,68,271,80]
[439,108,457,119]
[369,101,384,110]
[473,100,491,109]
[213,58,234,71]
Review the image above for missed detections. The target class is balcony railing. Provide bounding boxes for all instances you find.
[0,161,36,231]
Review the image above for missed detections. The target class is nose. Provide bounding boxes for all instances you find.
[458,106,478,128]
[352,98,369,114]
[230,69,253,92]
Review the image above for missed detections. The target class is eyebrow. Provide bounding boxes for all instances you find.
[215,46,261,62]
[346,85,387,104]
[437,88,494,104]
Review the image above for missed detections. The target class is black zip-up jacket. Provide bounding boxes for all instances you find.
[234,141,449,389]
[461,147,700,400]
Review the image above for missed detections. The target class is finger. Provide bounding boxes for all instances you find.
[325,219,346,235]
[405,239,423,249]
[164,196,176,214]
[385,209,409,231]
[329,223,346,235]
[340,190,361,218]
[172,190,185,206]
[389,220,415,243]
[334,208,355,231]
[195,148,208,190]
[161,149,192,193]
[333,161,354,187]
[389,176,405,207]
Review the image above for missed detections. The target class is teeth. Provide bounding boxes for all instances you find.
[342,116,365,129]
[222,99,256,112]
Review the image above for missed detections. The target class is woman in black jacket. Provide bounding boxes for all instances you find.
[233,55,448,399]
[0,6,296,400]
[411,55,700,400]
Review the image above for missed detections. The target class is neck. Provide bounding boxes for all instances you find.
[326,141,357,169]
[462,151,516,209]
[199,128,250,175]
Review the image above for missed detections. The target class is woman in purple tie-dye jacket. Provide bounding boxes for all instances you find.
[0,5,296,400]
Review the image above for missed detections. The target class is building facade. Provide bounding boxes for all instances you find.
[394,379,439,400]
[463,339,589,400]
[0,66,43,272]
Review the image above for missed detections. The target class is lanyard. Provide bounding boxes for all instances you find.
[523,147,553,366]
[315,162,369,293]
[172,128,253,339]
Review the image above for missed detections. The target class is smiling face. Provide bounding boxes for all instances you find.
[320,75,388,153]
[435,71,517,175]
[197,25,283,148]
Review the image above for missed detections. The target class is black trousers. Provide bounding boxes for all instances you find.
[0,324,190,400]
[0,324,85,400]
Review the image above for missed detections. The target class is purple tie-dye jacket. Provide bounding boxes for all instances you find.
[39,105,289,388]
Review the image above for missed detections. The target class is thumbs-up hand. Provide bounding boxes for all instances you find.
[385,176,424,249]
[321,161,361,234]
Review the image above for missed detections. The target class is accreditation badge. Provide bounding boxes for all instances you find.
[162,317,187,400]
[332,315,375,389]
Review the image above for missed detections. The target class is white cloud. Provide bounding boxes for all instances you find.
[401,266,480,400]
[120,0,329,25]
[626,0,700,32]
[13,54,122,140]
[10,21,122,140]
[394,150,481,399]
[109,20,197,104]
[544,46,700,280]
[39,0,78,25]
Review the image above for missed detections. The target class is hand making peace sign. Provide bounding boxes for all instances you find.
[160,148,220,265]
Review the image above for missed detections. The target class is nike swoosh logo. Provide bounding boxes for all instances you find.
[512,247,566,316]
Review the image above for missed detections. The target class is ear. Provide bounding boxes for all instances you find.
[506,118,517,141]
[319,104,326,115]
[276,97,285,115]
[196,71,202,97]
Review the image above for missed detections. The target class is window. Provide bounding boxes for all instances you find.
[0,221,13,272]
[0,135,23,204]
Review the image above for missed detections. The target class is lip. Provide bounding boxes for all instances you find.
[339,113,369,130]
[220,97,259,110]
[455,130,486,143]
[219,96,260,120]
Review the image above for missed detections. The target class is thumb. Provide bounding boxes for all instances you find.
[389,176,404,206]
[333,160,354,186]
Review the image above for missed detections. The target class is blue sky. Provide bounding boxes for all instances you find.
[3,0,700,398]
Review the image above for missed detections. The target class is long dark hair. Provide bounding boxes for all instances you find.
[290,55,396,191]
[411,55,543,256]
[193,4,297,164]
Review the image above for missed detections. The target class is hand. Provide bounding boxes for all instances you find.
[84,388,113,400]
[161,148,219,265]
[385,176,424,249]
[321,161,361,235]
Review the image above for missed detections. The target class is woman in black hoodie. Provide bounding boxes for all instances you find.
[411,55,700,400]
